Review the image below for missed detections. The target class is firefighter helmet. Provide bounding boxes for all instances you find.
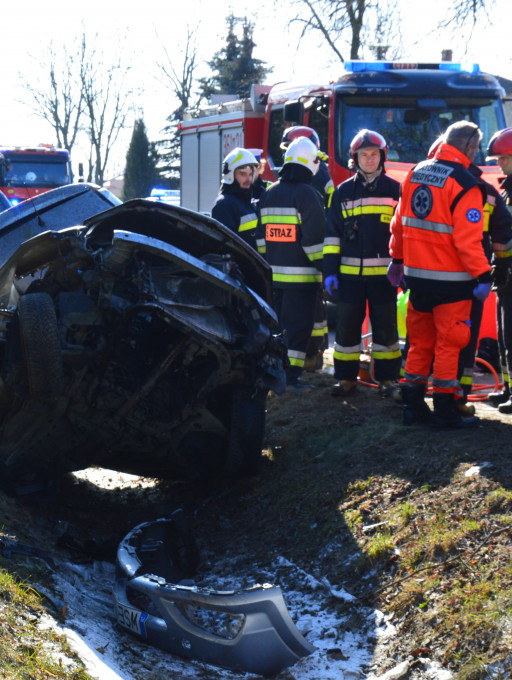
[486,128,512,159]
[428,136,444,159]
[350,129,387,167]
[222,148,259,185]
[280,126,320,150]
[283,136,320,175]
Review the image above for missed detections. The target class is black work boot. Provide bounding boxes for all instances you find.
[432,393,479,429]
[498,398,512,414]
[488,383,510,406]
[401,384,432,426]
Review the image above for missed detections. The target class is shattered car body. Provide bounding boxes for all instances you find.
[114,515,315,676]
[0,196,286,491]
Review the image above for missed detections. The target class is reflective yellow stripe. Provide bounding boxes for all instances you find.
[288,349,306,367]
[340,265,360,275]
[339,265,388,276]
[361,266,388,276]
[311,327,328,337]
[342,205,395,219]
[261,215,300,224]
[323,245,340,256]
[333,350,360,361]
[373,349,402,360]
[239,218,257,232]
[273,273,322,283]
[307,251,323,262]
[326,185,334,209]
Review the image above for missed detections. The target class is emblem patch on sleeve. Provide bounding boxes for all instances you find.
[466,209,482,223]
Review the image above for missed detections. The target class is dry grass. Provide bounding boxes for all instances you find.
[1,370,512,678]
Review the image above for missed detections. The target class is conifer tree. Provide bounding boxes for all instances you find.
[200,14,271,100]
[122,118,159,201]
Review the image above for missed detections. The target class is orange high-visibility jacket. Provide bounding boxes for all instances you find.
[390,143,491,297]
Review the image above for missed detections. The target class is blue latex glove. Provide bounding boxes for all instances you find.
[324,275,338,295]
[473,282,491,302]
[387,262,404,287]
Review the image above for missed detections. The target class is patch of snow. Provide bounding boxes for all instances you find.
[32,468,456,680]
[464,461,492,477]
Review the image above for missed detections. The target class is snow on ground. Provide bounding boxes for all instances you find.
[36,469,455,680]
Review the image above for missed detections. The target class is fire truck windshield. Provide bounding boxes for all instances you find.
[336,95,503,167]
[2,159,70,188]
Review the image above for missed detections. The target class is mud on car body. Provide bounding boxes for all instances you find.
[0,198,286,492]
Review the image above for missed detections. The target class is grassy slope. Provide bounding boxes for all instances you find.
[195,372,512,677]
[0,369,511,679]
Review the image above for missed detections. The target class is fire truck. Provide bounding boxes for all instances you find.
[179,61,508,212]
[0,145,72,206]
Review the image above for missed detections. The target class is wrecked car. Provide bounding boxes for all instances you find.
[114,513,315,675]
[0,194,286,493]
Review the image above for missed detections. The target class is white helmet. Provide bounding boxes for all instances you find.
[222,148,259,185]
[283,136,320,175]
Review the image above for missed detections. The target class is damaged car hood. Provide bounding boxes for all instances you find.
[0,198,285,493]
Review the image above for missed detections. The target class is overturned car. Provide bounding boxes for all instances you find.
[0,194,286,492]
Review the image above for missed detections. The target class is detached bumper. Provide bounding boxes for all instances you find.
[114,516,315,676]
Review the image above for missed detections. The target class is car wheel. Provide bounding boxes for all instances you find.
[225,386,267,477]
[18,292,63,400]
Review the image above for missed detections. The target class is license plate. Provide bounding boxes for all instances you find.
[116,602,148,637]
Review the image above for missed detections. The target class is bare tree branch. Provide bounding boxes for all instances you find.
[80,37,134,185]
[20,39,86,153]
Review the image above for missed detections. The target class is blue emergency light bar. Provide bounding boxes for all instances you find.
[345,61,480,75]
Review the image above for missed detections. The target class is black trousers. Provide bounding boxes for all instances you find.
[496,280,512,389]
[334,277,401,382]
[458,297,484,397]
[273,286,318,384]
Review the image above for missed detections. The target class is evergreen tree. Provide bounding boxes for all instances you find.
[200,14,272,100]
[122,119,159,201]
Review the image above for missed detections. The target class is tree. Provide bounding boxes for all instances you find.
[440,0,495,31]
[80,41,135,186]
[288,0,492,64]
[290,0,372,62]
[200,14,272,100]
[20,32,135,186]
[122,119,159,200]
[156,27,199,185]
[20,38,86,155]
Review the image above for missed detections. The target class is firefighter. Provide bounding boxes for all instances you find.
[247,148,270,201]
[485,127,512,412]
[281,125,333,370]
[280,125,334,209]
[212,148,259,248]
[323,129,401,397]
[388,121,492,428]
[256,136,325,390]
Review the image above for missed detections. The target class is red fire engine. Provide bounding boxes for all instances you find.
[180,61,508,213]
[0,145,72,206]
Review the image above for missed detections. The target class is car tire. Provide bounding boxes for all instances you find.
[18,292,63,401]
[226,386,267,477]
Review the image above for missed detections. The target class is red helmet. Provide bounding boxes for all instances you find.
[281,126,320,150]
[486,127,512,158]
[428,136,444,159]
[350,129,387,166]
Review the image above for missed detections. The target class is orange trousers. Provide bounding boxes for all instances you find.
[403,298,472,395]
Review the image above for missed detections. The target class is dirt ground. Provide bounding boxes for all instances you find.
[1,365,512,679]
